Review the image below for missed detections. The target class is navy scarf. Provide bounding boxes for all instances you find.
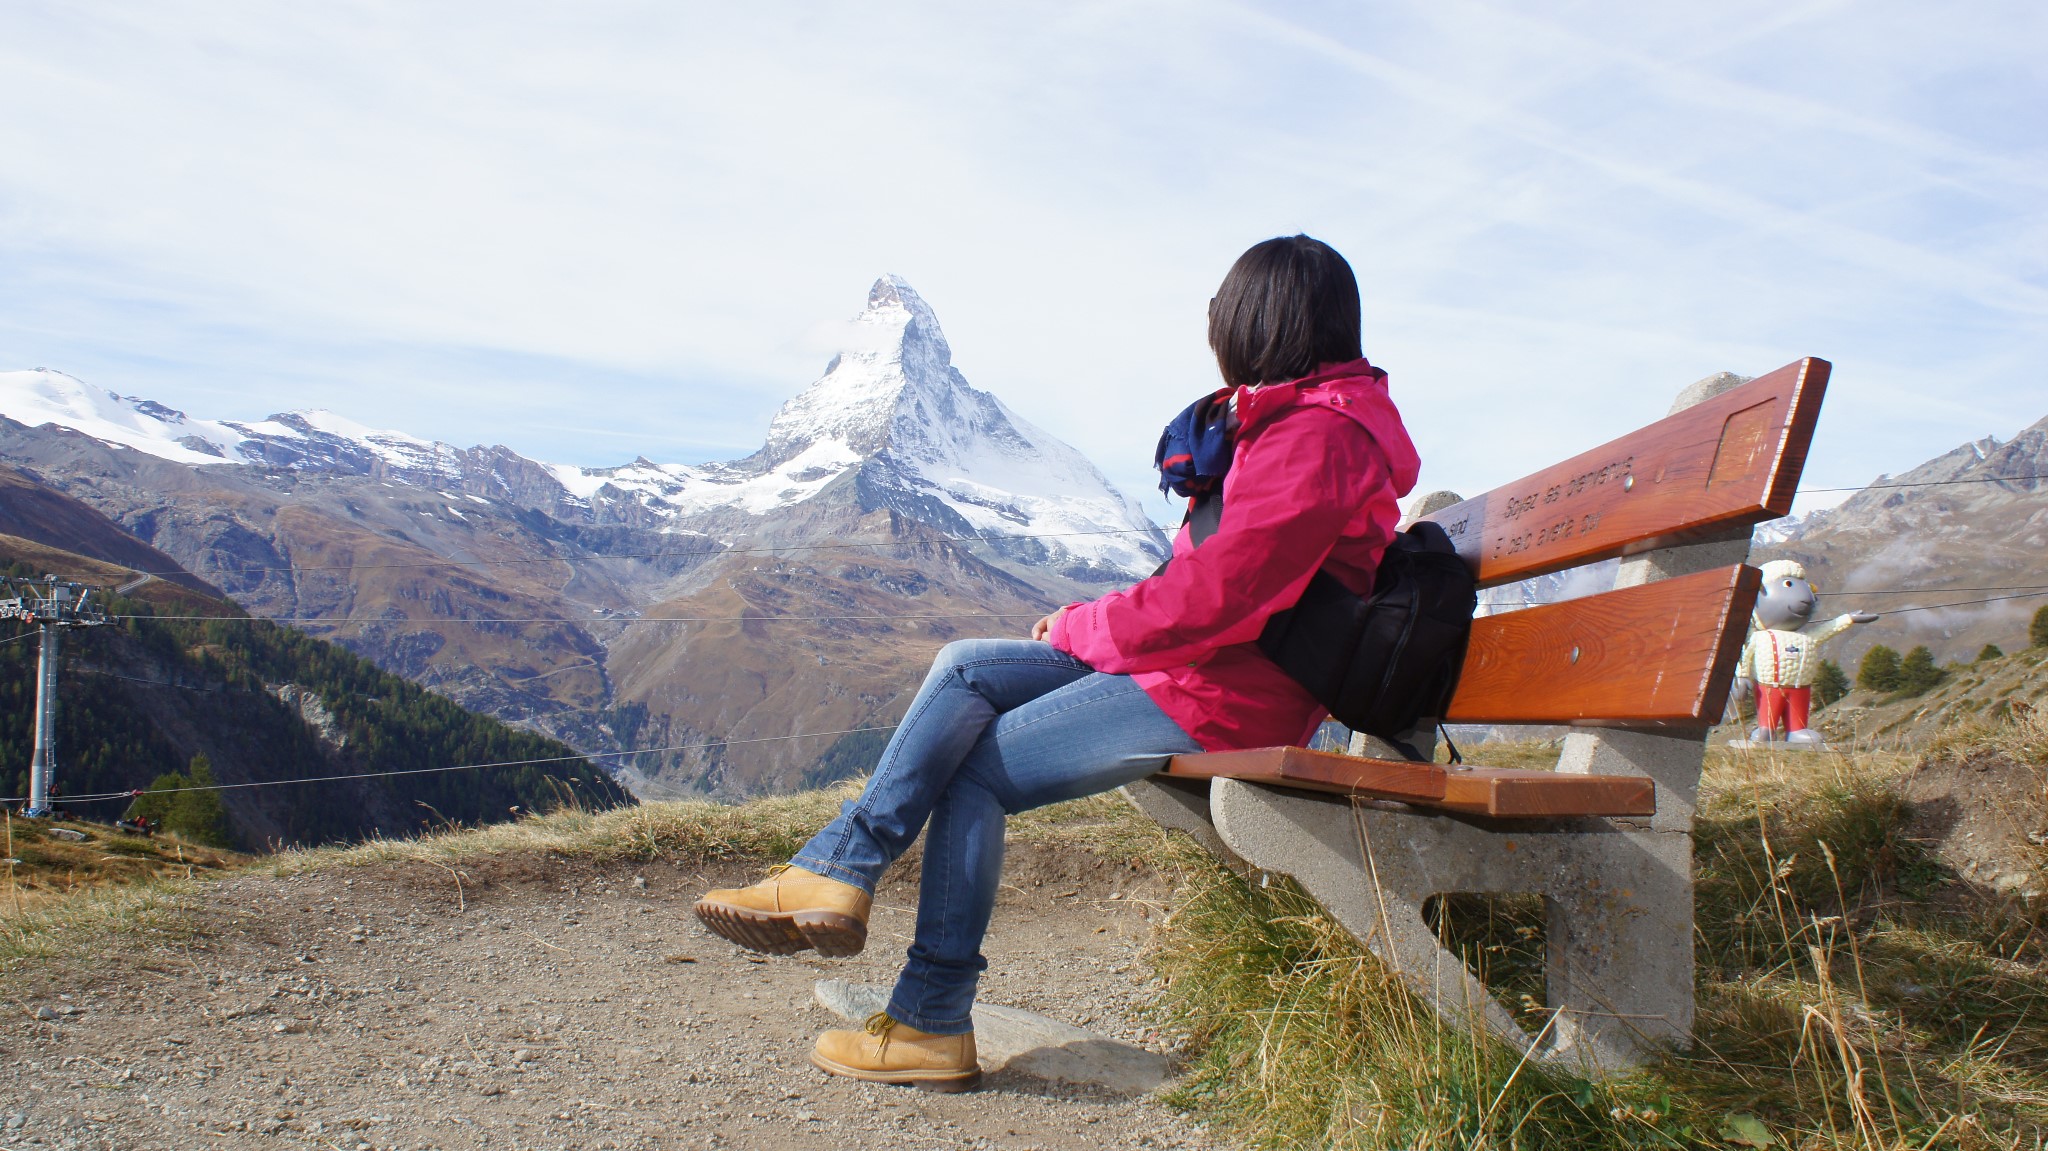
[1153,388,1235,498]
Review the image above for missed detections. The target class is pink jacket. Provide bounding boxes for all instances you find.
[1049,361,1419,750]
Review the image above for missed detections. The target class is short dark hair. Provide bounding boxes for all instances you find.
[1207,235,1363,388]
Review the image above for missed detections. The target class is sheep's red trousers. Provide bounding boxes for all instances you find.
[1756,684,1812,735]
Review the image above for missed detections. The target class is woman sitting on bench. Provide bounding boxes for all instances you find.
[693,234,1421,1091]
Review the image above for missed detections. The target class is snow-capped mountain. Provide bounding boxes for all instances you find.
[531,277,1166,578]
[0,277,1164,581]
[0,366,454,473]
[0,277,1165,799]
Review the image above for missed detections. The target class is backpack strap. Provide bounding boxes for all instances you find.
[1186,492,1224,544]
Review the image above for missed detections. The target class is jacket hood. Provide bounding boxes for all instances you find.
[1236,360,1420,499]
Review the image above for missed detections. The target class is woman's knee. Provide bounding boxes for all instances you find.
[933,638,982,670]
[931,637,1035,675]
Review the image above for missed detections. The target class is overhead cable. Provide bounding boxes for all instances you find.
[110,610,1047,625]
[1793,472,2047,495]
[2,724,902,806]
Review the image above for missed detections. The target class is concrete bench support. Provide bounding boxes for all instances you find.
[1121,773,1238,863]
[1209,777,1692,1070]
[1127,372,1762,1075]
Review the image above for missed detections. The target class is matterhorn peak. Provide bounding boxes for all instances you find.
[864,274,945,344]
[840,274,952,377]
[712,276,1166,577]
[752,275,969,466]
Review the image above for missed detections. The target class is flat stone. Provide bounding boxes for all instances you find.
[813,979,1169,1096]
[1667,370,1753,415]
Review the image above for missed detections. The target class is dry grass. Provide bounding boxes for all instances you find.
[272,781,861,874]
[0,880,200,972]
[270,783,1158,876]
[1,813,245,911]
[1,782,1153,978]
[1148,722,2048,1151]
[1923,707,2048,769]
[1452,738,1572,771]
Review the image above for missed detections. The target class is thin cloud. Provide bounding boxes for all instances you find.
[0,0,2041,510]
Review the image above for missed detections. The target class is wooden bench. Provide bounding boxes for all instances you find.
[1125,359,1829,1072]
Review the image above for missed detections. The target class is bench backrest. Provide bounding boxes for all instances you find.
[1427,359,1828,728]
[1421,358,1828,588]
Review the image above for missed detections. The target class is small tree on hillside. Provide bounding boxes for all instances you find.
[1978,643,2004,662]
[2033,604,2048,649]
[125,753,233,848]
[1898,645,1944,695]
[1812,659,1850,708]
[1857,644,1902,692]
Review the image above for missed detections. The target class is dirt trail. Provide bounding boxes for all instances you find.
[0,843,1224,1150]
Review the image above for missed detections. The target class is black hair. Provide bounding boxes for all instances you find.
[1207,235,1363,388]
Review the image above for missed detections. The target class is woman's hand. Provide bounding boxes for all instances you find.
[1030,606,1067,643]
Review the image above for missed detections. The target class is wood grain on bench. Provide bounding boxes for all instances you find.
[1446,563,1760,726]
[1161,749,1656,817]
[1166,564,1754,815]
[1164,746,1446,801]
[1420,358,1827,588]
[1439,767,1654,817]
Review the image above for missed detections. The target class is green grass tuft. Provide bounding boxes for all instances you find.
[1150,843,1676,1149]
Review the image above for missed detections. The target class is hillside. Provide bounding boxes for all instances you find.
[0,464,221,597]
[1756,411,2048,668]
[0,278,1168,797]
[0,530,630,849]
[1804,642,2048,748]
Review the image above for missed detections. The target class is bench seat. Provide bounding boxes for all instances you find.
[1163,747,1655,817]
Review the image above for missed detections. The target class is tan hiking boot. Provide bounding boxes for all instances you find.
[811,1013,980,1092]
[693,864,871,957]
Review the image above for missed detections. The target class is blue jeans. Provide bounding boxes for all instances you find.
[789,638,1201,1034]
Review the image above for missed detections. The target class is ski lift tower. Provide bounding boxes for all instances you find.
[1,577,110,817]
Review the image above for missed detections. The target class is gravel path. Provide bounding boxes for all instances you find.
[0,843,1226,1150]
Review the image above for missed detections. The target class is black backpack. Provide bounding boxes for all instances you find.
[1176,495,1478,761]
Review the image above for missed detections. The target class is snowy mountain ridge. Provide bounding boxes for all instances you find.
[0,277,1167,579]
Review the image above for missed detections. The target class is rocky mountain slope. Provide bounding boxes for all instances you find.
[0,464,219,596]
[1754,413,2048,668]
[0,278,1168,797]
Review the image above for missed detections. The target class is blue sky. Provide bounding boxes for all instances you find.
[1,1,2042,519]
